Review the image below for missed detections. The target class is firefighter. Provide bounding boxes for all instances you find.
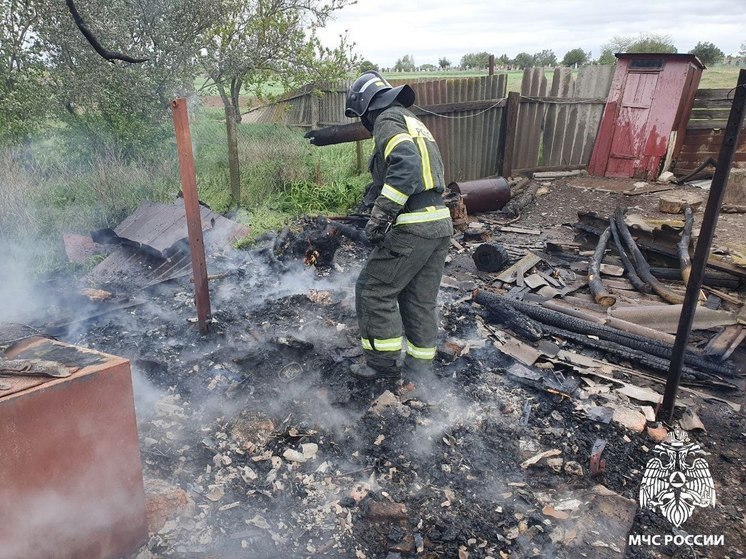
[345,71,453,380]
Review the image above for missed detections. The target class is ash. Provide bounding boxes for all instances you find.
[49,226,730,559]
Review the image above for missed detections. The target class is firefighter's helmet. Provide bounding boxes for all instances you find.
[345,71,415,118]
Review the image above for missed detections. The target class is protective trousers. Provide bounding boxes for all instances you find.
[356,225,451,373]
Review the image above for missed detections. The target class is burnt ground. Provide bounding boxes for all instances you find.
[37,177,746,559]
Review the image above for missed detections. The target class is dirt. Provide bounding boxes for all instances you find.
[517,176,746,255]
[12,176,746,559]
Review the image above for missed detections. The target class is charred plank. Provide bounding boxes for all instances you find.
[473,290,736,378]
[614,208,685,304]
[587,226,616,307]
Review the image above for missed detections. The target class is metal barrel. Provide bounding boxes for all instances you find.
[447,177,510,213]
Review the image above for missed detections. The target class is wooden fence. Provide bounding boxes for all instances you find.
[675,88,746,173]
[243,75,507,183]
[241,67,615,182]
[508,65,614,171]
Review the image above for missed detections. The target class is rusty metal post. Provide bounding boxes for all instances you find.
[658,70,746,422]
[171,98,212,334]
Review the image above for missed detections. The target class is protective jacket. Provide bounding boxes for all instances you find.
[355,105,452,374]
[368,105,451,229]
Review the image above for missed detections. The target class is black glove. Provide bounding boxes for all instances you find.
[365,197,401,245]
[357,182,382,215]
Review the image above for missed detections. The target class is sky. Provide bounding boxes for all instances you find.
[317,0,746,68]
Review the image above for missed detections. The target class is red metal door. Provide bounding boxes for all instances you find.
[605,71,659,177]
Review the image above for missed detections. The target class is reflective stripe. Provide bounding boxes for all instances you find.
[361,337,403,352]
[417,137,434,189]
[384,133,414,159]
[406,340,436,360]
[359,77,387,93]
[381,183,408,205]
[395,207,451,225]
[404,116,435,190]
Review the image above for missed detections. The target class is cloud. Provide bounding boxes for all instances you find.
[319,0,746,66]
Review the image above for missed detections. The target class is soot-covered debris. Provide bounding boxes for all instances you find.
[11,181,746,559]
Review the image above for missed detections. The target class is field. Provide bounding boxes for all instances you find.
[388,65,743,92]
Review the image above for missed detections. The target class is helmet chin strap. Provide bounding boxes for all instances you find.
[361,112,376,133]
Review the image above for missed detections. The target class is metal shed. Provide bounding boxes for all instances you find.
[588,53,705,180]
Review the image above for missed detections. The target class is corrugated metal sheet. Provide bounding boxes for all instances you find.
[242,69,616,180]
[401,75,506,182]
[86,201,249,288]
[112,200,248,259]
[243,75,506,183]
[512,65,613,170]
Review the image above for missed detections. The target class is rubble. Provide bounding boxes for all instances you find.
[3,172,744,559]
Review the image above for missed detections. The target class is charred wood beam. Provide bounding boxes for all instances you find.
[65,0,148,64]
[473,290,735,378]
[578,212,746,281]
[472,290,543,341]
[543,325,737,390]
[649,267,740,289]
[588,226,616,307]
[678,206,696,289]
[614,207,685,304]
[317,217,370,246]
[674,157,716,185]
[609,215,651,294]
[500,182,541,219]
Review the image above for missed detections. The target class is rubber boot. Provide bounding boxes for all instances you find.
[402,354,433,378]
[350,362,401,380]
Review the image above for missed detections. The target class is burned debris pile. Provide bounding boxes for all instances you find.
[1,177,745,559]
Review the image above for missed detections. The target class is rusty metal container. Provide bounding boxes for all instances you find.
[0,338,147,559]
[447,177,511,213]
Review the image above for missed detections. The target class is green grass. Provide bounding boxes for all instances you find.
[699,65,743,89]
[0,105,369,273]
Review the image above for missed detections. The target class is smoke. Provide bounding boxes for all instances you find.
[0,486,144,558]
[130,363,170,421]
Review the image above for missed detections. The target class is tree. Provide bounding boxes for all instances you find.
[627,33,677,53]
[438,57,451,70]
[562,48,588,67]
[32,0,215,159]
[359,59,379,73]
[394,54,415,72]
[598,35,635,64]
[597,49,616,65]
[598,33,677,65]
[419,63,436,72]
[496,54,511,68]
[513,52,535,69]
[459,51,492,69]
[0,0,50,145]
[689,41,724,66]
[199,0,356,203]
[533,49,557,67]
